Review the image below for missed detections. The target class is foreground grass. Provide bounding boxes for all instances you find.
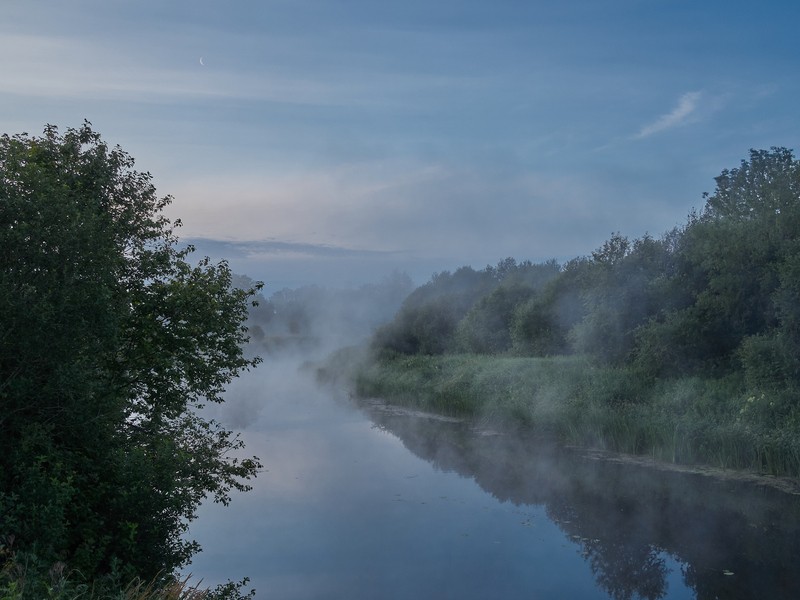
[331,350,800,477]
[0,546,253,600]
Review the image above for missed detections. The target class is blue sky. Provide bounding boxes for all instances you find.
[3,0,798,290]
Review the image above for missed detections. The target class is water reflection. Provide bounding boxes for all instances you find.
[188,361,800,599]
[361,400,800,600]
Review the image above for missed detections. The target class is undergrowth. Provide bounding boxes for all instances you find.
[0,539,254,600]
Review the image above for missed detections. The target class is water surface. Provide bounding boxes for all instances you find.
[186,359,800,599]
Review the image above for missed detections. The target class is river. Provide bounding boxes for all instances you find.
[185,357,800,599]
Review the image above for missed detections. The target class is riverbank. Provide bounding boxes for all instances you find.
[318,347,800,480]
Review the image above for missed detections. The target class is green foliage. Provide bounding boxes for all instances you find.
[456,283,537,354]
[703,147,800,221]
[510,294,569,356]
[737,333,792,389]
[632,148,800,378]
[0,124,261,586]
[371,266,495,355]
[372,259,562,356]
[453,259,562,356]
[0,538,255,599]
[374,297,461,355]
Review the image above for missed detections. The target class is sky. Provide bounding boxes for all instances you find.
[2,0,799,291]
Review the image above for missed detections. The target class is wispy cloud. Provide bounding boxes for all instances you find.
[165,159,635,269]
[634,91,702,139]
[0,32,479,110]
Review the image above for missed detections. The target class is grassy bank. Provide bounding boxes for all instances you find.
[332,351,800,478]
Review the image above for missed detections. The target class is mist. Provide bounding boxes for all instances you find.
[185,255,800,600]
[192,149,800,597]
[197,270,411,432]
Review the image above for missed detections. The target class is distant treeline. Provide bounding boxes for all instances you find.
[235,271,414,352]
[373,148,800,389]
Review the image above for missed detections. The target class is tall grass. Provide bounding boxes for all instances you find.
[350,352,800,477]
[0,542,253,600]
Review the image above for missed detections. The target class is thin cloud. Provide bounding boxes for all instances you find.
[184,238,403,261]
[634,91,702,139]
[0,32,480,110]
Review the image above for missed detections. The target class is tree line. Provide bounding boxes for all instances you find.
[373,148,800,392]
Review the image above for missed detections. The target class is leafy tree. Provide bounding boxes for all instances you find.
[372,296,461,355]
[771,250,800,382]
[372,266,496,355]
[703,147,800,223]
[0,123,262,583]
[456,282,536,354]
[510,294,569,356]
[569,233,675,365]
[510,257,592,356]
[456,261,560,354]
[634,148,800,378]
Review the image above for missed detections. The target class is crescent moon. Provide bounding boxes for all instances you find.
[199,57,205,66]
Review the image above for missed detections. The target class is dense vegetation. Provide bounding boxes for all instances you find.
[353,148,800,476]
[0,124,259,598]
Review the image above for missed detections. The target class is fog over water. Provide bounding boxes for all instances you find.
[5,3,800,596]
[176,272,800,599]
[185,345,800,599]
[188,357,630,599]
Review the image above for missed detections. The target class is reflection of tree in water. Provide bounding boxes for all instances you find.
[362,406,800,600]
[548,502,669,600]
[580,538,667,600]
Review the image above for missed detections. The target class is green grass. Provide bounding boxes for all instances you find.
[346,352,800,477]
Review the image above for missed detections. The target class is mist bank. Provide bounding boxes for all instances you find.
[234,270,414,359]
[328,352,800,478]
[321,148,800,478]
